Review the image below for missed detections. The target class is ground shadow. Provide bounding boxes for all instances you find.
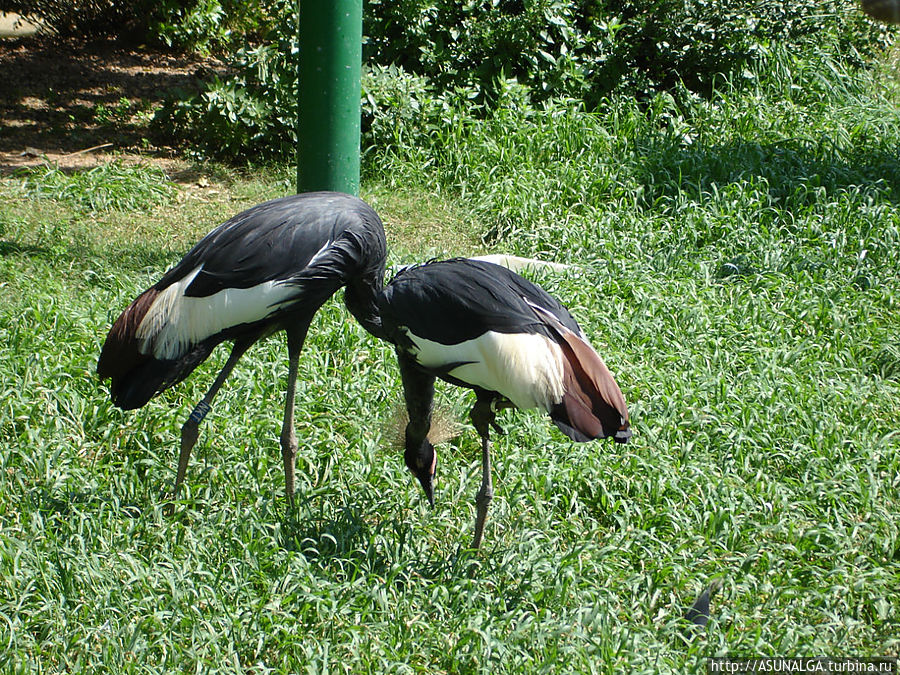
[0,35,223,168]
[632,133,900,207]
[278,491,502,588]
[0,237,181,274]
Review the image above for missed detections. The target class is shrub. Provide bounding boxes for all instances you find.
[365,0,892,104]
[154,0,894,162]
[154,0,297,161]
[0,0,268,47]
[155,0,273,53]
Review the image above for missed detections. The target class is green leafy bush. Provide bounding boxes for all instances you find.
[365,0,593,103]
[153,0,894,161]
[155,0,273,53]
[155,0,230,53]
[0,0,267,47]
[365,0,891,104]
[155,0,297,161]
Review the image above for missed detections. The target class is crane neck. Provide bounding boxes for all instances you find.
[338,212,388,341]
[345,271,386,341]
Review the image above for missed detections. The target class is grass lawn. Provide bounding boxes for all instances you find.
[1,48,899,674]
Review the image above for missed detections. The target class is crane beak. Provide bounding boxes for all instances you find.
[405,440,437,507]
[417,472,435,508]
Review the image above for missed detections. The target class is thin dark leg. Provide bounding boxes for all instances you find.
[168,339,251,513]
[470,394,497,549]
[280,325,310,508]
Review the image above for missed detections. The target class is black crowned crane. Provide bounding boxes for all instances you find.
[377,258,631,548]
[97,191,386,506]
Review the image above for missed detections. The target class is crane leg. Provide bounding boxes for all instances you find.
[280,325,310,509]
[470,395,497,549]
[168,339,251,514]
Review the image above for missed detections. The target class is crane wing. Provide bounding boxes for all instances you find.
[527,300,631,443]
[379,258,579,345]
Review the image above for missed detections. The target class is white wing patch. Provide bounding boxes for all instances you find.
[468,254,572,273]
[135,266,203,353]
[404,329,565,411]
[136,265,302,360]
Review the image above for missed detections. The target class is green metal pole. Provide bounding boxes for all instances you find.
[297,0,363,196]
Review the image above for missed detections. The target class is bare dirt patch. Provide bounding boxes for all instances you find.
[0,35,224,176]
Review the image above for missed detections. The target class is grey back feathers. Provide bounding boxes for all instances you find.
[683,578,724,630]
[97,192,387,410]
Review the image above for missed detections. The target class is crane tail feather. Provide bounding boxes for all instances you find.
[527,304,630,443]
[552,343,631,443]
[97,287,209,410]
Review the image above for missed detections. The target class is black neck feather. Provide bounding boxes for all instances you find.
[345,272,386,340]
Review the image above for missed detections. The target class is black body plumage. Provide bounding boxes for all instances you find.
[154,192,384,298]
[97,191,388,507]
[98,191,386,410]
[379,258,629,442]
[379,258,581,347]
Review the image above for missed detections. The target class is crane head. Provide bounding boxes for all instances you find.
[404,439,436,507]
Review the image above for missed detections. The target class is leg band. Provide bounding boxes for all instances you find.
[188,401,211,424]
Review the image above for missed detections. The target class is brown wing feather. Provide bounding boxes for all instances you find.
[96,288,159,379]
[558,328,628,419]
[556,328,630,438]
[527,300,630,442]
[559,363,607,439]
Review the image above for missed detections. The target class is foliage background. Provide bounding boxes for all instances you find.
[10,0,885,161]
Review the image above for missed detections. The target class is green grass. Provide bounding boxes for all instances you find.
[12,162,178,213]
[2,47,900,673]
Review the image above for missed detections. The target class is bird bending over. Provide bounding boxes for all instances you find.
[97,191,387,507]
[377,258,630,548]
